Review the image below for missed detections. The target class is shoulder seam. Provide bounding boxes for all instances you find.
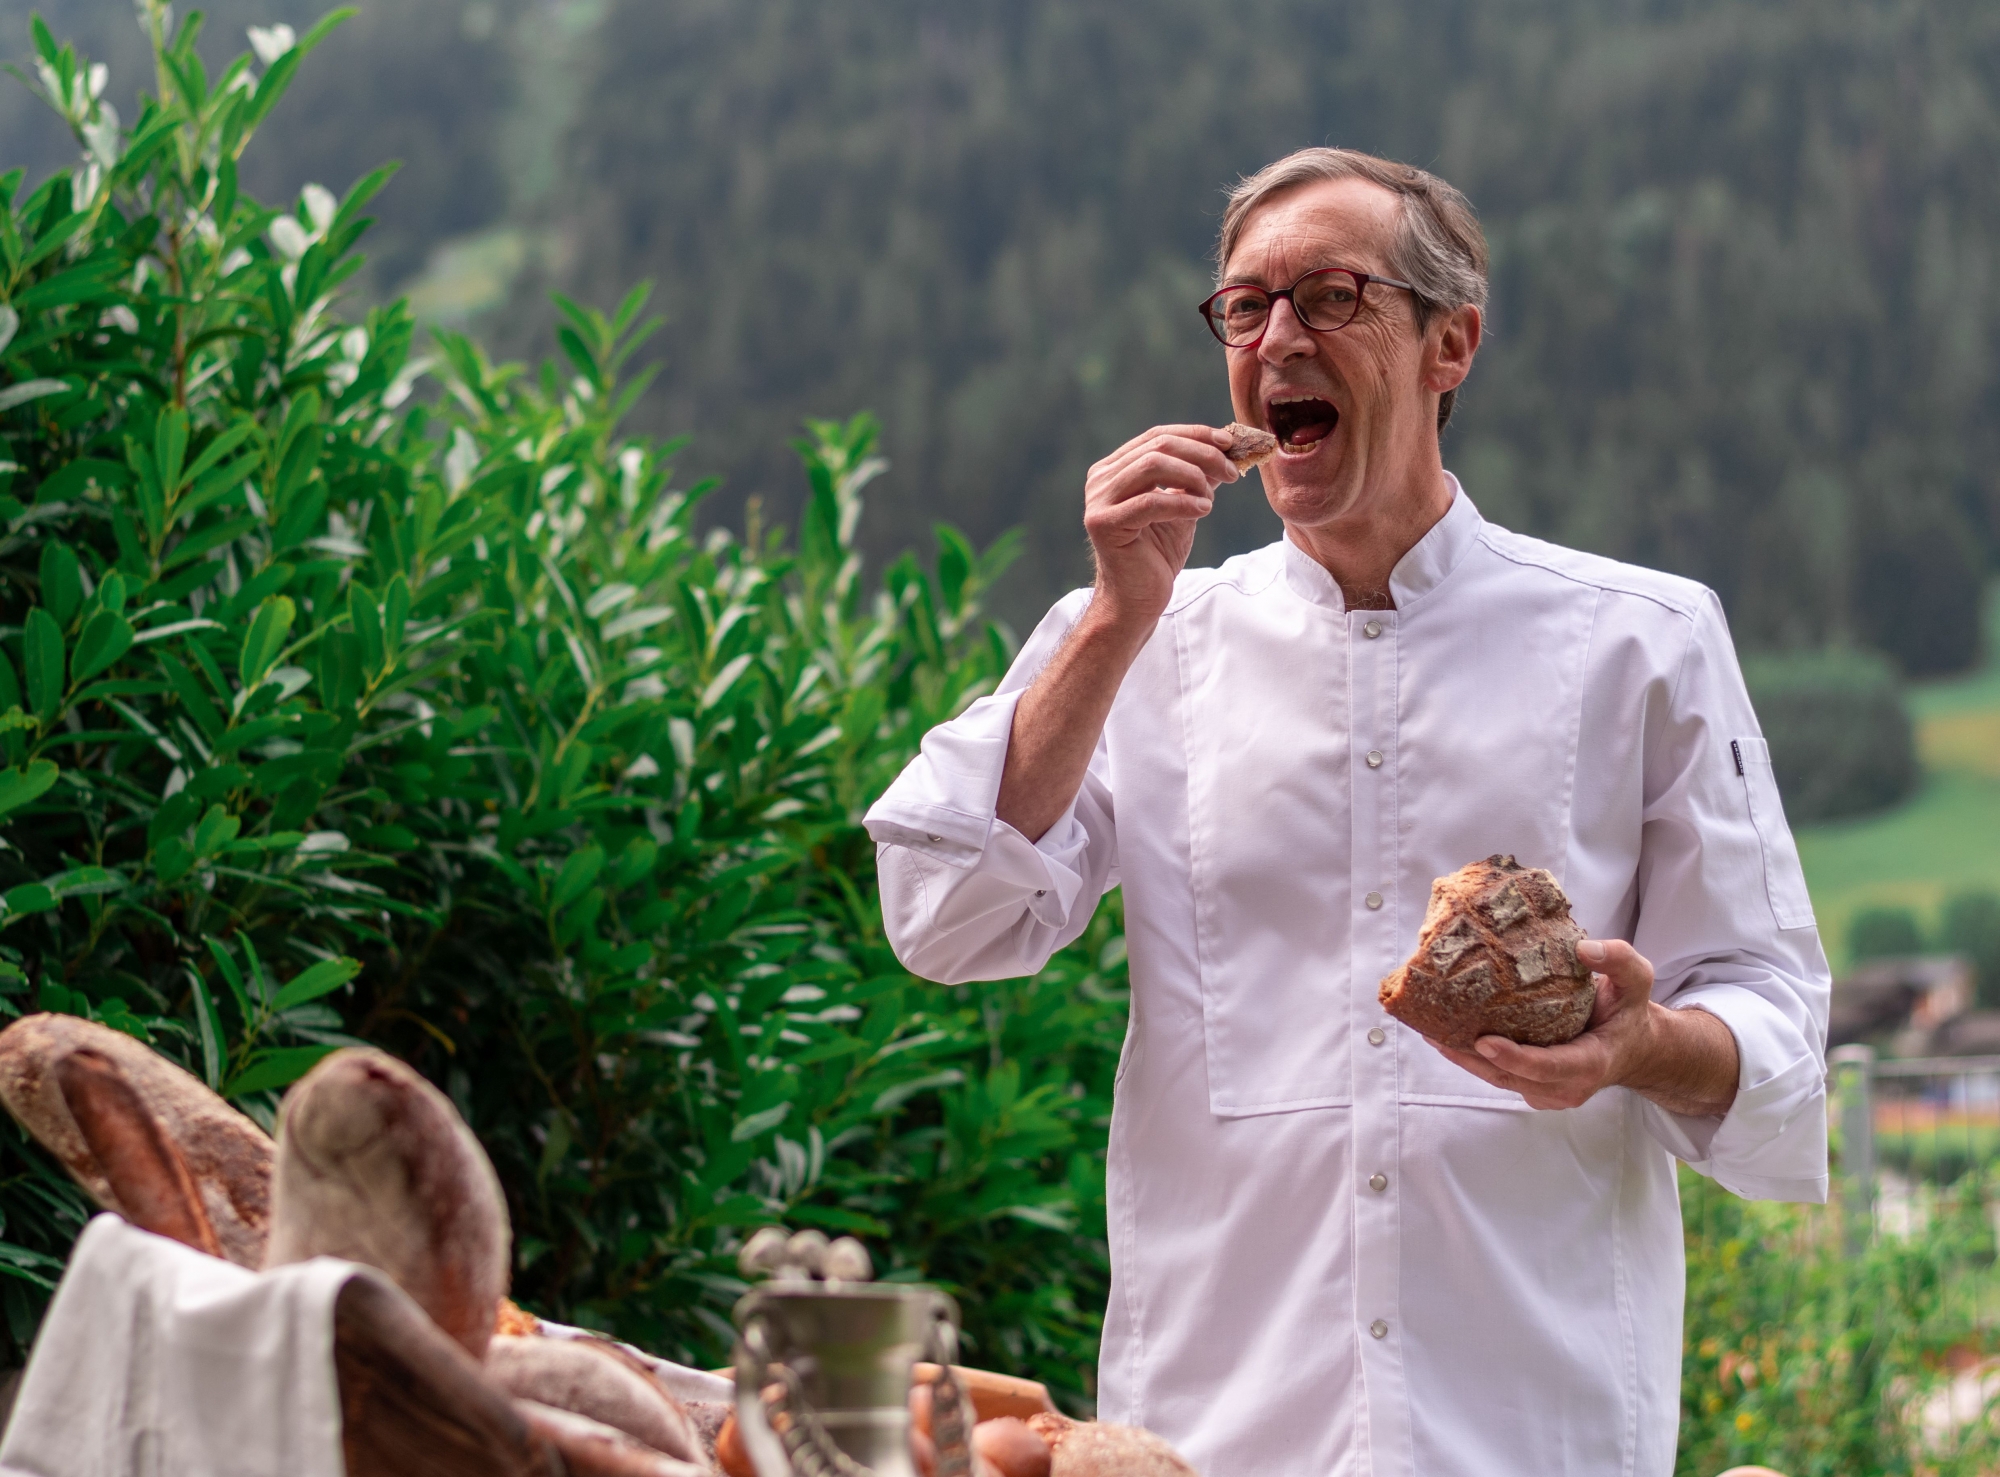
[1476,528,1705,621]
[1164,551,1281,616]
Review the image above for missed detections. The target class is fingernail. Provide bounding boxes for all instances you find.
[1475,1040,1499,1060]
[1577,940,1605,963]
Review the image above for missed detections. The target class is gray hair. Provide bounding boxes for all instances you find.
[1217,148,1489,433]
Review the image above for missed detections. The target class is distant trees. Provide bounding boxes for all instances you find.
[543,0,1999,671]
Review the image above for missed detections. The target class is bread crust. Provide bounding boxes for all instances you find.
[267,1047,510,1358]
[1221,422,1277,470]
[1378,854,1597,1049]
[1023,1415,1196,1477]
[485,1335,702,1465]
[0,1013,272,1266]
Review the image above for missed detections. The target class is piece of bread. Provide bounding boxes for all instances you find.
[485,1335,703,1465]
[975,1418,1052,1477]
[1222,422,1278,470]
[333,1273,552,1477]
[1378,854,1597,1049]
[1024,1415,1197,1477]
[55,1048,222,1257]
[515,1400,711,1477]
[0,1014,273,1266]
[266,1047,510,1358]
[913,1363,1056,1422]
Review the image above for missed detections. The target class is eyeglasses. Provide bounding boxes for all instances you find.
[1196,266,1419,347]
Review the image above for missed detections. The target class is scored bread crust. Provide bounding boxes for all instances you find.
[1222,422,1278,470]
[0,1013,273,1266]
[1377,855,1597,1049]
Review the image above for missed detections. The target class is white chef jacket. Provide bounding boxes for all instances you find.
[865,484,1830,1477]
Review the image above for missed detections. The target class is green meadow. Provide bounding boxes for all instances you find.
[1796,597,2000,971]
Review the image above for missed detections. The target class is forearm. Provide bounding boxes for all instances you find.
[1624,1004,1739,1119]
[995,601,1153,842]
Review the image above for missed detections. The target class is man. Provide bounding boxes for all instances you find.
[865,149,1829,1477]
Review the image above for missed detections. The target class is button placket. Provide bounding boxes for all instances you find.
[1348,608,1412,1473]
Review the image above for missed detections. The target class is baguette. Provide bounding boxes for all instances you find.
[516,1401,710,1477]
[0,1014,272,1266]
[56,1048,221,1257]
[485,1334,702,1465]
[267,1047,510,1358]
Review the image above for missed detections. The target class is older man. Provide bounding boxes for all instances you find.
[865,149,1829,1477]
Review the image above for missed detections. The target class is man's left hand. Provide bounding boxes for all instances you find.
[1427,938,1741,1117]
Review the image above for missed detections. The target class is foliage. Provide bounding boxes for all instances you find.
[0,11,1121,1403]
[1942,891,2000,1011]
[1678,1167,2000,1477]
[1851,907,1925,963]
[1743,650,1917,824]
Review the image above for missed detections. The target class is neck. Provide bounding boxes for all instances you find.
[1281,447,1455,610]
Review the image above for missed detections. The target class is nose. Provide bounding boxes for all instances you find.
[1256,293,1316,364]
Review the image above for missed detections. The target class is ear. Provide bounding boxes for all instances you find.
[1423,304,1482,395]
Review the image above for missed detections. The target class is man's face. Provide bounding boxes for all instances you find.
[1222,177,1461,531]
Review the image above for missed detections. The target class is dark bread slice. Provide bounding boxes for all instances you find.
[1378,854,1597,1049]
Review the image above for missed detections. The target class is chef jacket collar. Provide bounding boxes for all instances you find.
[1280,473,1480,614]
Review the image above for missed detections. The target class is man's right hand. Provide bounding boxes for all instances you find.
[1082,424,1240,625]
[996,425,1239,842]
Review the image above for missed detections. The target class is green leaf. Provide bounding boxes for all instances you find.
[2,884,55,917]
[205,938,252,1025]
[71,610,134,684]
[188,970,223,1089]
[551,845,605,911]
[731,1102,792,1142]
[0,762,58,821]
[269,957,360,1013]
[42,867,124,899]
[237,595,296,687]
[225,1045,337,1099]
[193,805,241,857]
[21,608,63,721]
[348,584,384,673]
[37,543,80,625]
[0,379,68,413]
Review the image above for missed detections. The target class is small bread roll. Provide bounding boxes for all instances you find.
[485,1334,701,1464]
[1222,422,1278,470]
[975,1417,1052,1477]
[266,1047,510,1358]
[0,1014,272,1266]
[515,1400,710,1477]
[1026,1414,1196,1477]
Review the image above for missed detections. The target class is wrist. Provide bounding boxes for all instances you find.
[1077,588,1165,650]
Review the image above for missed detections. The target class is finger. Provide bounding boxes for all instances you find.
[1086,490,1214,538]
[1575,937,1654,996]
[1470,1033,1602,1085]
[1097,430,1239,485]
[1092,451,1227,507]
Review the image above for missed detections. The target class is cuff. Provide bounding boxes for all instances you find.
[863,690,1023,867]
[1638,986,1829,1204]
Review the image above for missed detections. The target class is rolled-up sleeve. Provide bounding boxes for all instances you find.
[1631,592,1831,1203]
[866,590,1120,984]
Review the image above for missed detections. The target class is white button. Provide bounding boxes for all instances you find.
[1363,621,1383,639]
[1369,1172,1388,1192]
[1365,891,1383,910]
[1367,1027,1386,1046]
[1365,750,1383,768]
[927,834,943,843]
[1370,1320,1389,1339]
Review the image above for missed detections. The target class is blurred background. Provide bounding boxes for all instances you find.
[3,0,1997,966]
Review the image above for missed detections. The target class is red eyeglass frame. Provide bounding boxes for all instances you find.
[1196,266,1420,348]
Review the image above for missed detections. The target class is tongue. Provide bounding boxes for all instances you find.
[1285,410,1336,446]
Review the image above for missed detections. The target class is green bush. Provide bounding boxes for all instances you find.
[1943,891,2000,1011]
[1742,650,1918,824]
[0,9,1121,1401]
[1851,906,1925,963]
[1679,1167,2000,1477]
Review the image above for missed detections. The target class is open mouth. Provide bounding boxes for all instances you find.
[1267,396,1339,454]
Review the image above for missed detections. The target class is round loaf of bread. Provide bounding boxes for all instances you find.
[1377,854,1597,1049]
[1024,1414,1197,1477]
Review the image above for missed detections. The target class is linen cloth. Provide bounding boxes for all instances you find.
[0,1214,357,1477]
[866,485,1830,1477]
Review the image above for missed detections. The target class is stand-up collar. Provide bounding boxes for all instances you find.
[1280,474,1482,613]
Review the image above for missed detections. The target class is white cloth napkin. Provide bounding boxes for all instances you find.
[0,1214,359,1477]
